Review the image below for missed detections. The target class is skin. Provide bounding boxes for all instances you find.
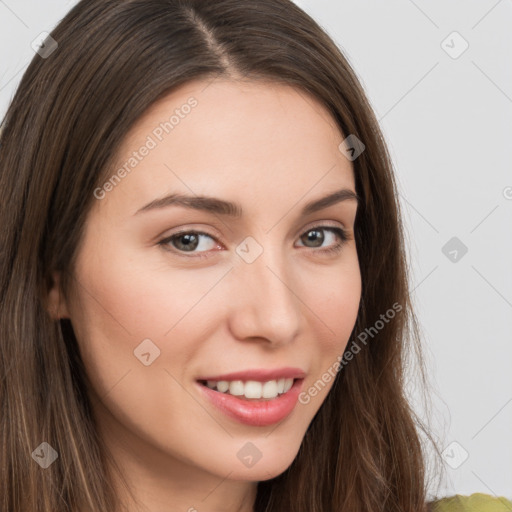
[48,78,362,512]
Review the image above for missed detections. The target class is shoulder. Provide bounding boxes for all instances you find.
[429,493,512,512]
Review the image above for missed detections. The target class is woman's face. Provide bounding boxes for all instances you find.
[51,78,361,503]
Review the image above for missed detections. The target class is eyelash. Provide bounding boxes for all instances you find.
[157,225,351,260]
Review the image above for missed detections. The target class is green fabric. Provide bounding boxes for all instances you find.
[430,493,512,512]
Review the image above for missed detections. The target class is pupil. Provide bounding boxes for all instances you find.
[305,229,323,247]
[177,234,198,251]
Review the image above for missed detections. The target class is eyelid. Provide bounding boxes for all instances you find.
[300,219,346,233]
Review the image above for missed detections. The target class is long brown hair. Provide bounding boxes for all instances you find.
[0,1,445,510]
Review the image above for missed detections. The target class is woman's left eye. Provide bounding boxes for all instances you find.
[158,225,350,259]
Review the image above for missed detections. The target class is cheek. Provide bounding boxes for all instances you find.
[67,252,220,444]
[73,239,224,339]
[300,257,361,397]
[308,257,361,347]
[68,241,232,396]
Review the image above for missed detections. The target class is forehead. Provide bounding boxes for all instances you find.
[98,79,356,219]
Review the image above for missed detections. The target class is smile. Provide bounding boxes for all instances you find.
[196,378,305,427]
[198,378,295,400]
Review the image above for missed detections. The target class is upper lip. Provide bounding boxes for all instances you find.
[196,367,306,382]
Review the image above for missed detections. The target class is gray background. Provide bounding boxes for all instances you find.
[1,0,511,500]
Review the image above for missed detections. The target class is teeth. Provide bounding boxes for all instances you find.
[245,381,262,398]
[283,378,293,393]
[228,380,244,396]
[262,380,278,398]
[203,378,295,399]
[216,381,229,393]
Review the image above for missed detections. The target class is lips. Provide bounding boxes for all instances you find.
[195,367,306,382]
[194,367,306,426]
[196,377,304,426]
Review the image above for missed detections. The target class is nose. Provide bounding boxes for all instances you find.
[227,247,302,347]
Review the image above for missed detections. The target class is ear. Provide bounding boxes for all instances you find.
[46,271,71,320]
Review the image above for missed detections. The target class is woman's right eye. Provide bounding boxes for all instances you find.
[158,230,219,259]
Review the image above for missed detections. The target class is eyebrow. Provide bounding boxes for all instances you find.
[134,187,359,218]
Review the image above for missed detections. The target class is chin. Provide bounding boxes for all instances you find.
[220,440,302,482]
[226,461,294,482]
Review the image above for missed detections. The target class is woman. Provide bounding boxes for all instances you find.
[0,1,510,511]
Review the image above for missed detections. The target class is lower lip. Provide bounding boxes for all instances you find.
[196,379,304,427]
